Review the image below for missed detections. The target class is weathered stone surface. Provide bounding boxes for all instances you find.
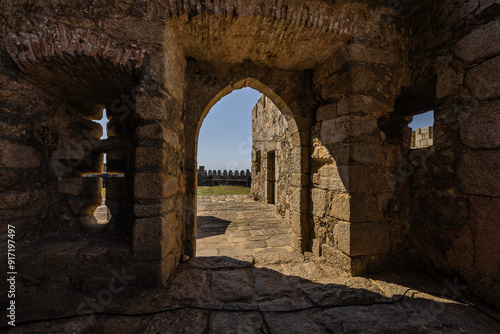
[465,55,500,100]
[0,140,41,168]
[133,214,175,261]
[337,95,389,116]
[211,270,254,303]
[311,188,327,217]
[455,19,500,63]
[0,169,26,192]
[334,221,390,256]
[146,310,208,334]
[134,173,178,199]
[316,103,337,121]
[469,196,500,281]
[330,193,378,222]
[0,189,48,212]
[458,99,500,149]
[321,116,378,144]
[458,150,500,197]
[58,177,102,196]
[321,243,365,275]
[2,0,500,319]
[135,95,167,120]
[135,146,168,169]
[436,56,464,99]
[344,43,396,66]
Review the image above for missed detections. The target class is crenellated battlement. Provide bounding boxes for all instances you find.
[197,166,251,187]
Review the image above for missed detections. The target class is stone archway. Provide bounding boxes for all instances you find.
[182,61,316,257]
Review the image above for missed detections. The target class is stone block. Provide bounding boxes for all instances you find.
[331,192,383,223]
[134,253,178,286]
[345,43,396,66]
[0,189,48,211]
[135,146,168,170]
[135,123,167,142]
[106,199,127,218]
[316,164,346,191]
[291,186,302,212]
[465,55,500,100]
[333,221,389,256]
[135,95,167,121]
[291,211,306,237]
[348,143,380,164]
[458,100,500,149]
[70,195,102,215]
[436,56,464,99]
[291,147,309,173]
[321,116,378,144]
[0,121,26,139]
[107,117,127,137]
[58,177,102,196]
[291,173,309,187]
[132,214,176,261]
[316,103,337,121]
[134,173,179,199]
[311,188,327,217]
[455,19,500,64]
[337,165,389,194]
[134,198,175,218]
[321,243,365,275]
[470,196,500,281]
[337,95,389,116]
[458,150,500,197]
[0,140,41,168]
[106,177,128,199]
[0,170,26,192]
[311,145,334,162]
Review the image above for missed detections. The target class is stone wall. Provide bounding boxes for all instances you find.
[401,0,500,308]
[310,32,407,275]
[0,0,498,309]
[197,166,251,187]
[411,126,434,149]
[251,95,295,222]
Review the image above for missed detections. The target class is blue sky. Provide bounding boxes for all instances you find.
[198,87,261,171]
[95,96,434,169]
[97,109,108,139]
[409,110,434,130]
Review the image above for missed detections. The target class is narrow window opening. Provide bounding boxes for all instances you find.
[409,110,434,149]
[89,109,112,226]
[266,151,276,205]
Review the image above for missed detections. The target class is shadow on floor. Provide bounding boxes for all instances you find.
[4,257,499,334]
[196,216,232,239]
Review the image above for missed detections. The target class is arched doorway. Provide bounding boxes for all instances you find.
[196,88,300,257]
[182,63,316,258]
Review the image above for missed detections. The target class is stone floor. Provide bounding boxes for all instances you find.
[196,195,293,258]
[3,195,500,333]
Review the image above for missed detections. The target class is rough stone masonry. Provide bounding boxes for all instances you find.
[0,0,499,321]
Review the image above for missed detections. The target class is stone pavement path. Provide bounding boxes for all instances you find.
[5,195,500,333]
[196,195,293,258]
[7,256,500,333]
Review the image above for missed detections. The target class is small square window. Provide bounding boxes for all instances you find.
[409,110,434,149]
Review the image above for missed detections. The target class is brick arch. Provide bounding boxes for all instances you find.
[2,24,145,74]
[182,62,316,256]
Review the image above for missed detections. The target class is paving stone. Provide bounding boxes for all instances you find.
[210,270,254,304]
[145,309,208,333]
[196,195,294,256]
[264,312,325,334]
[209,312,265,333]
[197,249,218,257]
